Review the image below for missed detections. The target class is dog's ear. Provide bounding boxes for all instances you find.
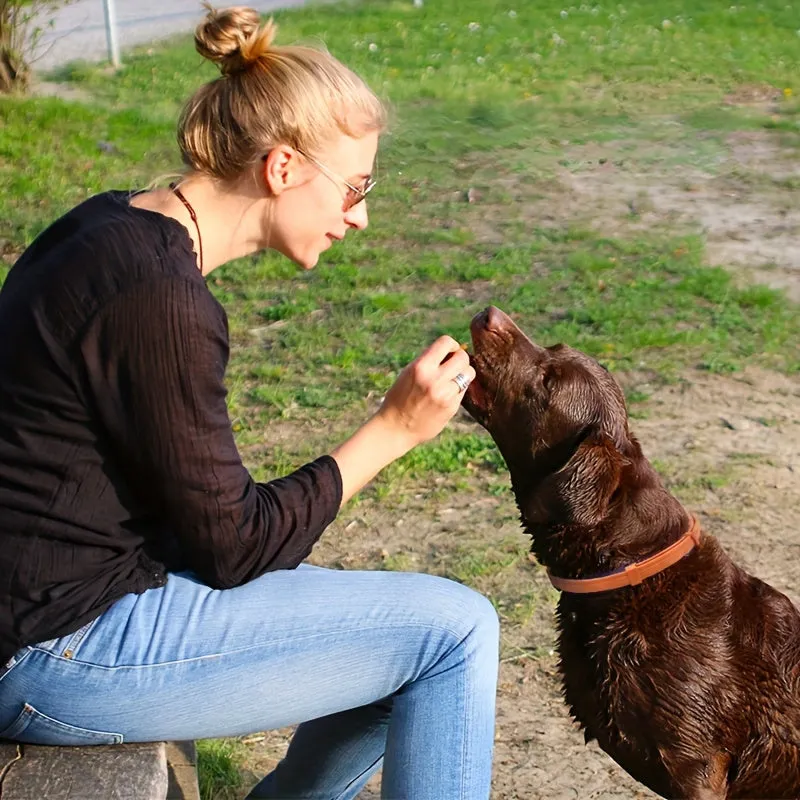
[524,431,625,527]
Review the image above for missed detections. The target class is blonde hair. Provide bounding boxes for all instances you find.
[178,3,386,182]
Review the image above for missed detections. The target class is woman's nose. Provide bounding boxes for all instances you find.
[345,201,369,231]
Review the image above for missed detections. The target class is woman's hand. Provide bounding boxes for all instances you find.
[378,336,475,449]
[329,336,475,506]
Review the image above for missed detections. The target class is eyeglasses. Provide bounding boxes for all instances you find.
[296,148,376,211]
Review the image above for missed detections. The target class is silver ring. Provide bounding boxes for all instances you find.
[452,372,470,393]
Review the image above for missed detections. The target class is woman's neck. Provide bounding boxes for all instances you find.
[131,173,268,275]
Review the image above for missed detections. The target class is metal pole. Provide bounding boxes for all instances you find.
[102,0,121,68]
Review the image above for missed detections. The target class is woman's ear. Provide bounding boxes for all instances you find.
[263,145,299,197]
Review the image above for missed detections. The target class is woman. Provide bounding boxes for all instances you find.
[0,5,499,799]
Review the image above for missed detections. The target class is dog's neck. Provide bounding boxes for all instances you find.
[513,466,690,581]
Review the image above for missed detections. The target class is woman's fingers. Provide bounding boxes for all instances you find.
[429,344,474,398]
[416,337,473,389]
[440,352,475,386]
[423,335,462,368]
[379,335,474,446]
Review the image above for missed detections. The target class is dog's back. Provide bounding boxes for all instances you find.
[558,534,800,797]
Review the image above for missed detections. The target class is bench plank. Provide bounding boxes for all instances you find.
[0,741,168,800]
[166,740,200,800]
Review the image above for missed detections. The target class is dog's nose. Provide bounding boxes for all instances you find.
[485,305,513,332]
[470,306,516,339]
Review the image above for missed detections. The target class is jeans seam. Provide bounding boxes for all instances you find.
[26,620,470,671]
[61,618,98,657]
[333,753,383,800]
[460,638,473,799]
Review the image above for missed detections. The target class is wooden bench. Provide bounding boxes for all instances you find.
[0,739,199,799]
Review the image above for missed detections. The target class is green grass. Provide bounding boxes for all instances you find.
[1,0,799,488]
[650,454,752,504]
[196,738,245,800]
[443,538,528,583]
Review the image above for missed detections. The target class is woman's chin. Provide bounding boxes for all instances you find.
[268,238,320,271]
[287,250,319,271]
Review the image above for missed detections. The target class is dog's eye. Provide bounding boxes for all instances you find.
[523,382,540,400]
[542,366,558,393]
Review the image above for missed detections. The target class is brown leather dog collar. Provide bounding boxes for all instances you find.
[548,516,702,594]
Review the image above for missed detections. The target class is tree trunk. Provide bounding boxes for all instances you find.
[0,47,26,92]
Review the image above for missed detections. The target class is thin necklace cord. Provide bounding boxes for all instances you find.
[170,183,204,273]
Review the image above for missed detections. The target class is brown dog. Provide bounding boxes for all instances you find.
[462,305,800,799]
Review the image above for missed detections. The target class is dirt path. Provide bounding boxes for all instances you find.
[556,129,800,302]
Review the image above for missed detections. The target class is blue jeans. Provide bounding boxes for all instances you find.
[0,566,499,799]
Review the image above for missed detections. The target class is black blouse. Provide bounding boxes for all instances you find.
[0,191,342,667]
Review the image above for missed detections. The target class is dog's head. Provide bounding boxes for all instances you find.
[463,306,640,530]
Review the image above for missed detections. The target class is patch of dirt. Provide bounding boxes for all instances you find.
[627,368,800,592]
[234,365,799,799]
[563,157,800,299]
[476,129,800,301]
[722,83,784,112]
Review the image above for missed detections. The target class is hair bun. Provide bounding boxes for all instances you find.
[195,3,277,76]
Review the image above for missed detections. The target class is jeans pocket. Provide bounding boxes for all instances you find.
[0,703,124,745]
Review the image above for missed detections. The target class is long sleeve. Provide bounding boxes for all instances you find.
[80,276,342,589]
